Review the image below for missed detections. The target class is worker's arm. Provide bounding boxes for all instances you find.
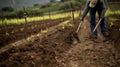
[80,0,90,21]
[101,0,108,18]
[104,0,108,9]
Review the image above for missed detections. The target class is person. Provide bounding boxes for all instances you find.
[80,0,109,39]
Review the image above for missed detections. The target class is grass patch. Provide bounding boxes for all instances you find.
[0,11,80,26]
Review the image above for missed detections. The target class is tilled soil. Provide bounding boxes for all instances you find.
[108,14,120,52]
[0,18,69,47]
[0,17,120,67]
[0,21,76,67]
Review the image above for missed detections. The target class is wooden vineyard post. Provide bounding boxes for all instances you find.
[1,11,8,30]
[1,11,5,27]
[1,18,4,28]
[43,15,44,23]
[23,7,27,24]
[42,12,45,23]
[70,0,75,23]
[23,7,28,38]
[49,10,51,20]
[1,11,3,27]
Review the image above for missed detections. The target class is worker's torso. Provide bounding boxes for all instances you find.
[89,0,104,10]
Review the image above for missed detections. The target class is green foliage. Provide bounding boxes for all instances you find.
[33,3,40,7]
[71,1,82,9]
[60,0,69,2]
[0,0,87,19]
[1,6,14,12]
[75,0,86,4]
[50,0,56,3]
[0,11,74,26]
[28,10,44,17]
[0,7,44,19]
[58,2,71,11]
[58,1,82,11]
[1,0,120,20]
[40,4,51,8]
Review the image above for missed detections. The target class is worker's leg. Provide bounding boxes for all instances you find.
[89,9,97,37]
[98,9,109,37]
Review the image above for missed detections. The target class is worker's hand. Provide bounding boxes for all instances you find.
[100,13,105,19]
[80,17,83,21]
[100,15,104,19]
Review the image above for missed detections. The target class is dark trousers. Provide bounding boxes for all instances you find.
[89,9,108,36]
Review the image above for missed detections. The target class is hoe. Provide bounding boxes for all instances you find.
[66,18,102,44]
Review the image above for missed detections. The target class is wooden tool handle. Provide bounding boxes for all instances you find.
[93,18,102,32]
[76,21,83,33]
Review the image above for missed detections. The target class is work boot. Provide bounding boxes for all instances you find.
[90,34,97,39]
[102,32,110,37]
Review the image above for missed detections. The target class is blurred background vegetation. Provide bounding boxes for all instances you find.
[0,0,120,19]
[0,0,85,19]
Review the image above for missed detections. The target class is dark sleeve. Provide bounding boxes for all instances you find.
[101,0,108,17]
[81,0,90,19]
[104,0,108,9]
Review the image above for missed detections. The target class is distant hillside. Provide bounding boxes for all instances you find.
[0,0,50,9]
